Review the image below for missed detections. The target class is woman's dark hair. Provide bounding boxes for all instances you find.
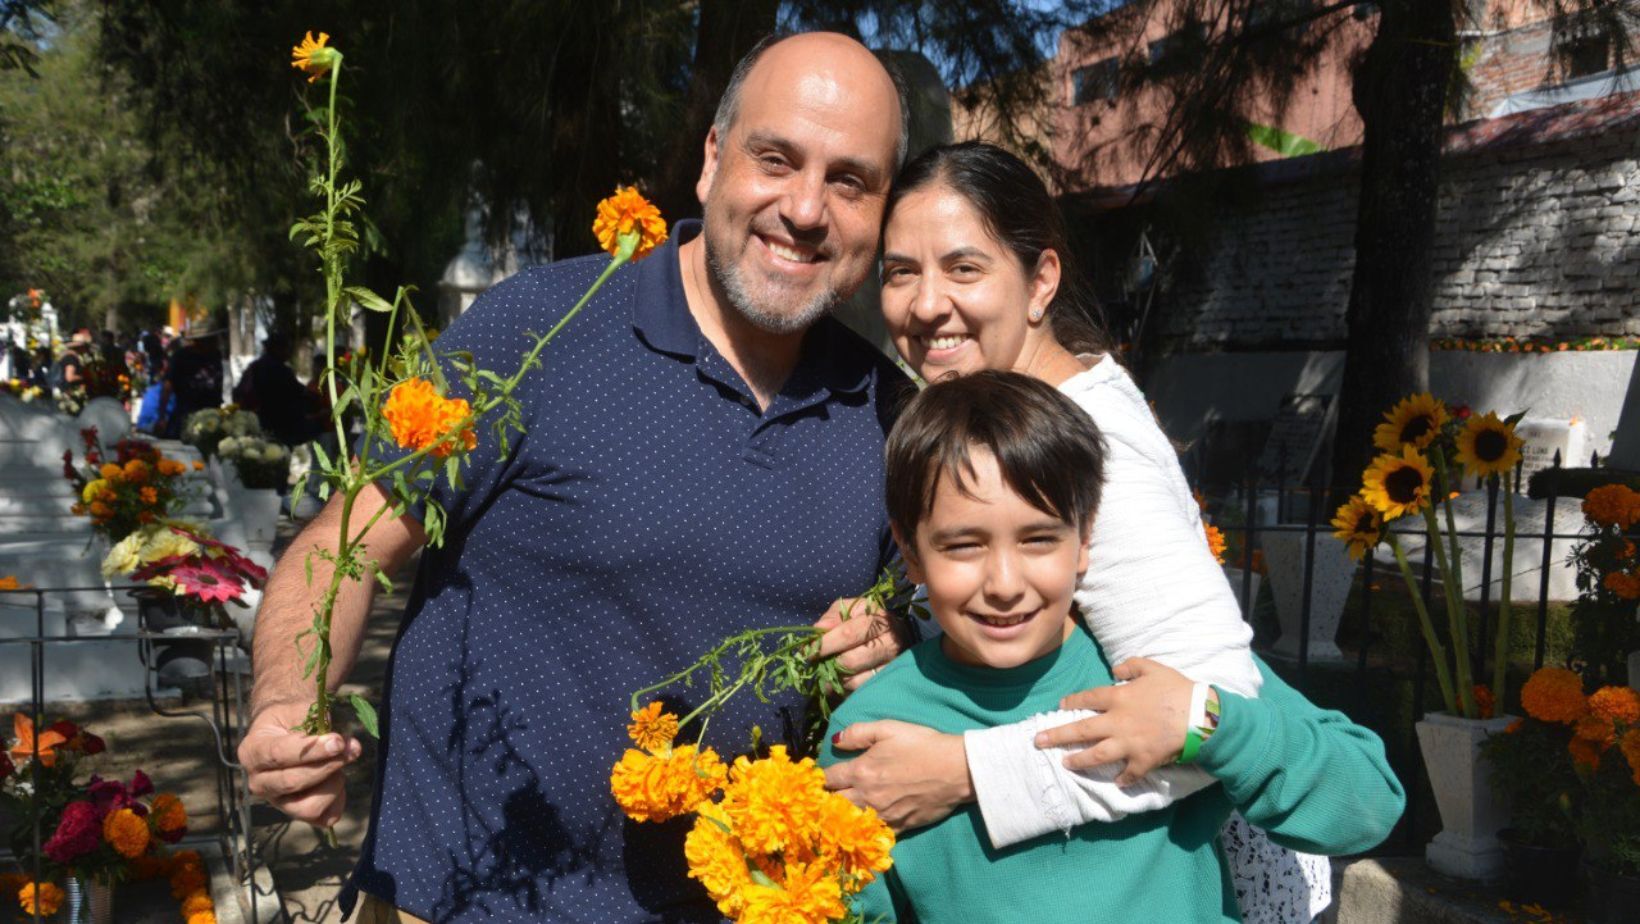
[884,141,1110,355]
[885,370,1106,546]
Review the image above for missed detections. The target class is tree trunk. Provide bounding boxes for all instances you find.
[1330,0,1457,497]
[651,0,779,225]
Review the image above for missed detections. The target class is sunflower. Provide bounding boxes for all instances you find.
[1361,446,1435,520]
[593,186,668,262]
[1331,495,1384,560]
[1453,412,1523,479]
[291,32,338,83]
[1372,393,1450,452]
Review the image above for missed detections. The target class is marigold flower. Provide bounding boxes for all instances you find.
[610,744,726,823]
[140,486,159,505]
[18,881,63,917]
[814,791,894,887]
[1373,393,1449,452]
[124,458,150,483]
[169,864,207,900]
[1472,685,1495,720]
[1505,718,1524,734]
[1583,484,1640,529]
[100,462,122,480]
[1331,495,1384,560]
[1202,523,1226,564]
[1575,713,1616,748]
[720,746,829,858]
[1605,571,1640,601]
[381,378,477,459]
[1588,686,1640,727]
[158,458,187,477]
[291,31,338,82]
[103,806,151,858]
[150,792,189,842]
[1569,735,1602,770]
[187,911,218,924]
[1520,667,1585,724]
[181,890,214,915]
[1361,446,1435,520]
[1454,412,1522,480]
[739,860,848,924]
[686,803,753,919]
[1621,730,1640,787]
[627,702,679,751]
[0,576,18,591]
[191,460,205,472]
[89,501,112,520]
[593,186,668,262]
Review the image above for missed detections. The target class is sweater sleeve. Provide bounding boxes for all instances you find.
[965,709,1216,848]
[1196,660,1405,855]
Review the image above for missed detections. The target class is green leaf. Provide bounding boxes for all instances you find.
[344,285,395,313]
[348,693,381,738]
[1244,121,1325,157]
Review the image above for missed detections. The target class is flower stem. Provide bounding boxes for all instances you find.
[1491,484,1516,706]
[1421,503,1476,717]
[1387,532,1459,715]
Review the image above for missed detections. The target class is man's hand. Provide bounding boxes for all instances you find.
[824,720,972,831]
[1032,658,1197,786]
[237,699,362,827]
[813,596,904,690]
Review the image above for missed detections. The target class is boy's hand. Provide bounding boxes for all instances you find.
[814,596,903,690]
[825,720,973,831]
[1032,658,1196,786]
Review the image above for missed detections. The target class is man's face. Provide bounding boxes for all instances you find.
[696,39,901,334]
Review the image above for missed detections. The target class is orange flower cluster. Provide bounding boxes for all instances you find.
[17,880,63,917]
[382,378,477,459]
[1472,684,1495,720]
[67,442,187,538]
[685,747,893,923]
[1431,335,1640,353]
[1584,484,1640,530]
[128,848,216,923]
[1520,667,1640,779]
[1521,667,1587,724]
[610,703,726,823]
[1203,523,1227,565]
[150,792,189,840]
[103,806,152,858]
[593,186,668,262]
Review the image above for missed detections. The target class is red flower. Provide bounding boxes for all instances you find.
[1453,405,1473,420]
[44,801,102,863]
[49,719,79,741]
[171,563,244,604]
[0,752,12,782]
[130,769,153,798]
[80,427,98,450]
[85,449,100,465]
[79,732,106,756]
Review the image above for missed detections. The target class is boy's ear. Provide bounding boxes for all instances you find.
[892,525,925,584]
[1075,523,1092,577]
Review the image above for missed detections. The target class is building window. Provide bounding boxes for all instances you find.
[1148,24,1205,68]
[1072,57,1120,105]
[1556,17,1612,80]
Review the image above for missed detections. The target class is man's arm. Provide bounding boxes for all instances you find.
[236,482,425,826]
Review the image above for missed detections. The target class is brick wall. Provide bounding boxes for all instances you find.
[1143,120,1640,349]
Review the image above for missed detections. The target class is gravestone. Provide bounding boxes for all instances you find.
[1515,417,1586,479]
[1256,393,1335,483]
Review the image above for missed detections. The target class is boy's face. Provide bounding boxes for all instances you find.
[901,449,1089,670]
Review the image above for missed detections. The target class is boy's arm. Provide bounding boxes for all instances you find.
[1196,658,1404,855]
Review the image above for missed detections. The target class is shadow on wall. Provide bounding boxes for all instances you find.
[1609,356,1640,469]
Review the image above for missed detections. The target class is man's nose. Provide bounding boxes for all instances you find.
[780,170,827,230]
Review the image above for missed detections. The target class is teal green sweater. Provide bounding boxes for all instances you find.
[818,626,1404,923]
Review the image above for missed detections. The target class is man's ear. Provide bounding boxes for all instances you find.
[696,125,722,206]
[892,525,925,585]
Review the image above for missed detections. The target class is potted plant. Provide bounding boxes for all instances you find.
[1566,484,1640,689]
[1331,395,1525,879]
[61,430,199,544]
[215,435,290,551]
[1482,668,1585,908]
[180,405,260,461]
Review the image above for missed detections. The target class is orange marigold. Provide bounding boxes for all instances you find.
[150,792,189,835]
[19,881,63,917]
[1203,523,1227,565]
[739,860,848,924]
[123,458,149,482]
[720,746,829,858]
[1583,484,1640,529]
[169,864,207,900]
[1520,666,1586,724]
[627,702,678,751]
[157,458,185,477]
[1472,684,1495,720]
[1570,735,1602,771]
[1622,730,1640,787]
[592,186,668,262]
[1605,571,1640,601]
[1589,686,1640,727]
[814,791,894,889]
[1576,713,1617,748]
[686,803,753,920]
[186,912,218,924]
[381,378,476,459]
[190,460,205,472]
[181,890,214,916]
[610,744,726,823]
[103,806,151,858]
[140,485,159,505]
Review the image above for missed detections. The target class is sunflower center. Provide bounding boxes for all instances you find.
[1475,429,1506,462]
[1385,467,1425,504]
[1400,417,1433,444]
[1353,512,1377,534]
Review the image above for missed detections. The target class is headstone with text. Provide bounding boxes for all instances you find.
[1515,417,1586,478]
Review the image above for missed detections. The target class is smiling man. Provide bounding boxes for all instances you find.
[237,31,913,924]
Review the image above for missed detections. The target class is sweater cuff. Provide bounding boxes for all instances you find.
[1195,686,1278,787]
[965,718,1076,849]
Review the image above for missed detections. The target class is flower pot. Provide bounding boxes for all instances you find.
[223,479,281,552]
[1261,531,1353,662]
[1498,830,1578,908]
[1584,861,1640,924]
[1416,712,1516,880]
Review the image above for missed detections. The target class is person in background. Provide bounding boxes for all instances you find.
[242,333,323,446]
[157,331,224,438]
[51,329,92,393]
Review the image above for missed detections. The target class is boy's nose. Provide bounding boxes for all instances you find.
[982,550,1026,603]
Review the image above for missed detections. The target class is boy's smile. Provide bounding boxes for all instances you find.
[901,447,1090,670]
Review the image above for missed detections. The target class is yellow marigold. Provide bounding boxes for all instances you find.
[610,744,726,823]
[1589,686,1640,727]
[99,462,122,480]
[1331,495,1384,560]
[593,186,668,262]
[739,860,848,924]
[1622,730,1640,788]
[720,746,828,858]
[1454,412,1523,480]
[1361,446,1435,520]
[291,31,338,82]
[103,806,151,858]
[82,479,106,503]
[814,791,894,890]
[1519,666,1586,724]
[1203,523,1226,564]
[686,803,752,919]
[1605,571,1640,601]
[150,792,188,835]
[181,890,214,915]
[1583,484,1640,529]
[19,881,64,916]
[381,378,476,459]
[627,702,679,751]
[1569,735,1602,771]
[1373,393,1449,452]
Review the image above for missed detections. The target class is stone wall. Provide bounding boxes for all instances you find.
[1144,111,1640,348]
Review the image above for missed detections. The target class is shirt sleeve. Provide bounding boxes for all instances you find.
[1196,660,1405,855]
[965,709,1216,849]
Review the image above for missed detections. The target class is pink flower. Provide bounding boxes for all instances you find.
[170,563,244,604]
[44,801,102,863]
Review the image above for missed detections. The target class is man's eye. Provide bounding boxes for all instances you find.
[883,266,913,282]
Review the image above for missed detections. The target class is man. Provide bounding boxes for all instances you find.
[157,331,224,437]
[240,333,322,446]
[50,328,92,393]
[238,32,910,923]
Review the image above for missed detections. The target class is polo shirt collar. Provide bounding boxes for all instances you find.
[631,218,874,397]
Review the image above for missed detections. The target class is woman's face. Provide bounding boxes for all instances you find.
[880,182,1059,381]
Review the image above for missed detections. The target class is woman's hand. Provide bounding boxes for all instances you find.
[813,596,905,690]
[1032,658,1205,786]
[824,720,973,831]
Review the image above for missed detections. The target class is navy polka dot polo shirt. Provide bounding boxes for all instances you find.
[341,221,909,922]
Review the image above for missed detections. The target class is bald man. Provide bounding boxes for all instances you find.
[238,33,912,923]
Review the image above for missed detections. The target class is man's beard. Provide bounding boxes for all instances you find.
[703,225,845,336]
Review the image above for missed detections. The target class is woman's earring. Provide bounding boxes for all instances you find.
[1029,309,1043,322]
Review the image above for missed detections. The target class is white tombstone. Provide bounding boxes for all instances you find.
[1515,417,1587,479]
[77,396,133,445]
[1262,531,1352,662]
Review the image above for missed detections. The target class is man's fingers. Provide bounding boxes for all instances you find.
[1034,715,1110,750]
[250,752,356,799]
[246,730,356,772]
[1062,740,1127,772]
[273,774,348,827]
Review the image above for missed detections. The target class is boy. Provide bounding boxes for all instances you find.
[820,371,1403,922]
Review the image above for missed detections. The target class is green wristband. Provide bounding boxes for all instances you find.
[1175,682,1220,766]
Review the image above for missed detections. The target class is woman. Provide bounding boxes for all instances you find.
[835,141,1334,922]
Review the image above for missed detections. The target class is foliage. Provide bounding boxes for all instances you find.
[1482,715,1579,849]
[1567,484,1640,687]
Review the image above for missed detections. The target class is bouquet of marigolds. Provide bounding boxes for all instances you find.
[102,521,267,626]
[284,32,666,748]
[182,406,262,460]
[1331,395,1525,717]
[217,435,291,490]
[61,428,199,542]
[1568,484,1640,686]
